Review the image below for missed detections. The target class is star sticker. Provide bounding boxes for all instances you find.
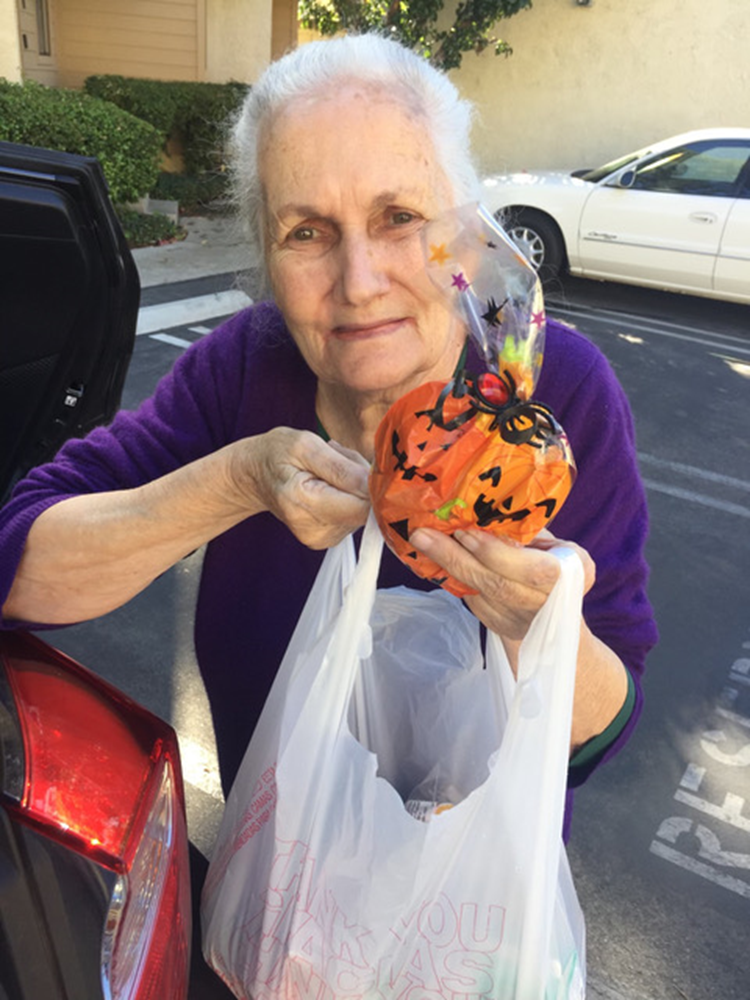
[429,243,451,265]
[482,296,507,327]
[451,272,470,291]
[531,310,545,327]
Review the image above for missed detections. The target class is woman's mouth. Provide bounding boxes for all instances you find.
[331,318,406,340]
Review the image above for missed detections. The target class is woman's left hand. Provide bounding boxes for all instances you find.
[410,525,629,752]
[409,526,596,642]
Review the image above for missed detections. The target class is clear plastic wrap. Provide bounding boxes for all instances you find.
[369,203,576,596]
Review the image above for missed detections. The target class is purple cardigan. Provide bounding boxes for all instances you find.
[0,303,657,838]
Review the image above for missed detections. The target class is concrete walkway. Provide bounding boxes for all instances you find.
[132,213,250,288]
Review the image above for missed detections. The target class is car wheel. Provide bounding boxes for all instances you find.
[497,208,565,284]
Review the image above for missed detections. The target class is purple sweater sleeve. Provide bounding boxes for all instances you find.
[0,303,282,622]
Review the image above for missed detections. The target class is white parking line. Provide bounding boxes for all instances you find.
[650,838,750,899]
[136,289,251,335]
[550,303,750,355]
[642,478,750,518]
[638,453,750,493]
[150,332,195,349]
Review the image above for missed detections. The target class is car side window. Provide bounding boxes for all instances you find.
[632,142,750,198]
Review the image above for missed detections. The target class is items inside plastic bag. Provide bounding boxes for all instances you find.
[347,585,510,814]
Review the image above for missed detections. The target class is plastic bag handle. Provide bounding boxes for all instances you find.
[305,510,384,728]
[500,545,584,998]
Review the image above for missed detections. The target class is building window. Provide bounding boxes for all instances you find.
[36,0,51,56]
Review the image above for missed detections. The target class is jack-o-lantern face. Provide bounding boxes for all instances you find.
[369,372,575,597]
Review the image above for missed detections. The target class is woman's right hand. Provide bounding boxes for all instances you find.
[4,428,371,625]
[3,427,370,625]
[230,427,371,549]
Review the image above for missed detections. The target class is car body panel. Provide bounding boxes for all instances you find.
[481,129,750,304]
[0,810,116,999]
[577,185,731,290]
[483,171,591,259]
[714,195,750,300]
[0,630,192,1000]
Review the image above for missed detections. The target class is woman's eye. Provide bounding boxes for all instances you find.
[391,210,418,226]
[291,226,316,242]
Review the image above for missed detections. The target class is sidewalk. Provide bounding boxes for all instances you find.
[131,213,250,289]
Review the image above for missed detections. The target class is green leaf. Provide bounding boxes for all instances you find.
[298,0,532,68]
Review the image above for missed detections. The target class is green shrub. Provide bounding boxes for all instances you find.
[84,76,249,175]
[149,170,229,213]
[82,75,178,134]
[116,208,184,248]
[0,78,162,204]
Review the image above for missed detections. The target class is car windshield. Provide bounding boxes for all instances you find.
[579,151,643,183]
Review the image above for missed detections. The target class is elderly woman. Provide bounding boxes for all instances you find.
[0,34,656,839]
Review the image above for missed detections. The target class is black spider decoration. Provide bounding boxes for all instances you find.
[416,366,563,449]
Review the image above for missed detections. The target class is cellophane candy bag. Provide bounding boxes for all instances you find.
[369,203,576,597]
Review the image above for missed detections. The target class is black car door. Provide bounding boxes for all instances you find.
[0,140,139,504]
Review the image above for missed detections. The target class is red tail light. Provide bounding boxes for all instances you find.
[0,631,191,999]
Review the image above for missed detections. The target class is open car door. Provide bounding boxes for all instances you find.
[0,140,139,504]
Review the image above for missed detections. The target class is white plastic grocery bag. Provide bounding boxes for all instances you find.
[202,511,586,999]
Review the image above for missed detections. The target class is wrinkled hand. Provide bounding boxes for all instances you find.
[410,527,595,643]
[231,427,371,549]
[411,527,629,747]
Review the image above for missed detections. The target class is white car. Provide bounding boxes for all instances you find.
[481,128,750,304]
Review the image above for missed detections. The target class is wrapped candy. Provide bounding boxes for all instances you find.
[369,203,576,597]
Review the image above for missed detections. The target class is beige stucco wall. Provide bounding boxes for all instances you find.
[0,0,22,81]
[453,0,750,175]
[204,0,272,82]
[7,0,279,90]
[49,0,202,88]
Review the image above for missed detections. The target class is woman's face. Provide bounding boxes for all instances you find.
[260,86,465,400]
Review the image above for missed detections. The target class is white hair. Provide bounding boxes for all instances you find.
[228,33,480,291]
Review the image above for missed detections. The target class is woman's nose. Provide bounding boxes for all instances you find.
[335,234,390,305]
